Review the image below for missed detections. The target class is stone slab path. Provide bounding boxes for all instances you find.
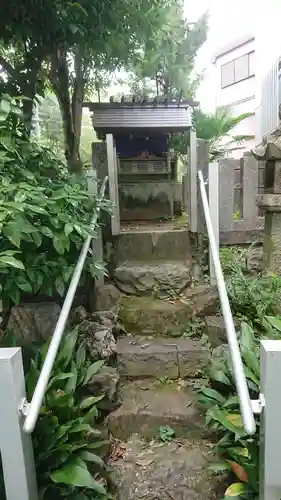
[109,435,227,500]
[106,379,207,441]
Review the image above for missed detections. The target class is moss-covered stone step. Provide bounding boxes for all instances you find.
[109,435,226,500]
[117,336,208,379]
[113,260,192,297]
[118,285,218,336]
[116,228,192,263]
[106,379,208,441]
[119,295,190,336]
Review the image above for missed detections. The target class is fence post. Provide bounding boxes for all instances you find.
[218,158,236,231]
[260,340,281,500]
[106,133,120,235]
[188,129,198,232]
[208,162,219,285]
[0,348,38,500]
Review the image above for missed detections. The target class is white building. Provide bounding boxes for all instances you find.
[211,35,256,156]
[254,4,281,143]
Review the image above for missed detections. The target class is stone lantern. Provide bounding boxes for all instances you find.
[252,132,281,273]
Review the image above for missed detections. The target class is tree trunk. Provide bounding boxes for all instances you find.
[71,51,85,172]
[49,47,85,175]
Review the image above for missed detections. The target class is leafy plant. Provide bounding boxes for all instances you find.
[0,95,108,309]
[157,426,175,442]
[233,210,241,220]
[182,318,205,339]
[24,328,110,500]
[194,107,254,161]
[1,0,185,173]
[120,6,207,99]
[171,107,254,162]
[158,376,173,386]
[220,247,247,276]
[198,318,281,500]
[219,246,281,329]
[198,322,260,500]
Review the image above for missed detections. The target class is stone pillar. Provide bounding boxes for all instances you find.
[259,161,281,273]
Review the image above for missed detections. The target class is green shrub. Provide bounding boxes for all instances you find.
[220,247,281,328]
[18,328,110,500]
[198,317,281,500]
[0,94,108,309]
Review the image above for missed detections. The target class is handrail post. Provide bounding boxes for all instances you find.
[208,162,219,285]
[260,340,281,500]
[198,169,256,435]
[0,348,38,500]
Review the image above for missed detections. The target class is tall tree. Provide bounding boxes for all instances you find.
[121,5,208,99]
[0,0,176,173]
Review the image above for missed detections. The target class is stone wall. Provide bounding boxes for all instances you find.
[195,151,265,245]
[119,181,182,221]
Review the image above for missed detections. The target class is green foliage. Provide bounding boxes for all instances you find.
[198,317,281,498]
[198,243,281,499]
[24,328,109,500]
[171,106,254,161]
[198,296,281,500]
[120,5,207,99]
[220,247,281,328]
[1,0,182,171]
[0,95,107,309]
[157,426,175,442]
[198,322,261,500]
[182,318,205,339]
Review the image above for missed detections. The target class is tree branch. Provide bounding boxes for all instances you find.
[0,55,16,77]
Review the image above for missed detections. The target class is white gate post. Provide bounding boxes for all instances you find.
[208,162,219,285]
[106,133,120,235]
[0,348,38,500]
[259,340,281,500]
[188,129,197,232]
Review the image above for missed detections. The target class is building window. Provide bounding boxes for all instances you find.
[221,52,254,88]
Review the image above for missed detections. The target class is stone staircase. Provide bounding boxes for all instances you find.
[106,335,225,500]
[105,223,224,499]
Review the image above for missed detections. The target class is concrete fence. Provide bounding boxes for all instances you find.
[188,136,265,245]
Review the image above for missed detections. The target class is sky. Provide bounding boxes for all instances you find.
[184,0,257,109]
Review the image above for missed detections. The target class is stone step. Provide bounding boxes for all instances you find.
[119,285,218,336]
[113,260,193,297]
[109,435,226,500]
[106,379,207,441]
[205,315,240,347]
[117,336,207,379]
[116,228,192,263]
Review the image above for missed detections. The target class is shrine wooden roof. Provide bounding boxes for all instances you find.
[83,97,198,135]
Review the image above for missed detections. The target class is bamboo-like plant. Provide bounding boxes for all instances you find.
[194,106,255,161]
[170,106,254,162]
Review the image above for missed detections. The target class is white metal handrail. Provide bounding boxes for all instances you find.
[198,170,256,435]
[23,176,108,434]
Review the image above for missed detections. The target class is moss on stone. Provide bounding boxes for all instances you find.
[119,295,193,336]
